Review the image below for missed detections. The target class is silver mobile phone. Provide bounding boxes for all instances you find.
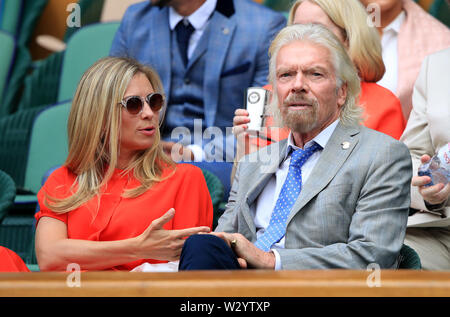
[245,87,268,132]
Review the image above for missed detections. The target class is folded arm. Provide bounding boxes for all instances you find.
[35,209,210,271]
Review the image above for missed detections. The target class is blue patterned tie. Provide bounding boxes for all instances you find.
[255,142,321,251]
[175,19,195,66]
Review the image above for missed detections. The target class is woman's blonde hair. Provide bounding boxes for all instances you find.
[288,0,385,82]
[268,24,363,127]
[45,57,174,213]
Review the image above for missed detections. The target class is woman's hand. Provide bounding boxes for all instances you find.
[233,108,251,138]
[134,208,210,261]
[233,109,264,161]
[412,154,450,206]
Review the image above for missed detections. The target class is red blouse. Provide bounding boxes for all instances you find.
[359,82,406,140]
[36,163,213,271]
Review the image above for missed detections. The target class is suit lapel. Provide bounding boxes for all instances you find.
[186,25,209,70]
[241,141,288,232]
[203,12,236,127]
[286,123,360,225]
[149,8,172,94]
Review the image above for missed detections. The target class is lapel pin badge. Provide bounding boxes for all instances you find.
[342,141,350,150]
[222,27,230,35]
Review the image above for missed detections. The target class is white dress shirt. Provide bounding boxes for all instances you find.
[169,0,217,59]
[253,120,339,269]
[377,11,405,95]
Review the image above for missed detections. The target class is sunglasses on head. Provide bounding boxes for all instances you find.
[119,93,164,115]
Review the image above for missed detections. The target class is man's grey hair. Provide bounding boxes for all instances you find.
[268,23,363,127]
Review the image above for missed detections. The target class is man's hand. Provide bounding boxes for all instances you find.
[210,232,275,269]
[412,154,450,205]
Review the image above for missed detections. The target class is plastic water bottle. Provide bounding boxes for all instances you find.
[418,143,450,187]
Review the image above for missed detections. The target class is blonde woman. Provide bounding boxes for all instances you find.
[288,0,385,82]
[35,57,212,271]
[233,0,406,164]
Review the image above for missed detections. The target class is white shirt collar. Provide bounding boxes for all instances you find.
[169,0,217,31]
[285,119,339,158]
[383,10,405,34]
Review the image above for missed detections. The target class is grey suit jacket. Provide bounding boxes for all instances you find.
[216,123,412,269]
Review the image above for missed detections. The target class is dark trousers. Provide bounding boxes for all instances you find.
[179,234,241,270]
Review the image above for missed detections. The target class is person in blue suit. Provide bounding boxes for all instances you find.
[110,0,286,162]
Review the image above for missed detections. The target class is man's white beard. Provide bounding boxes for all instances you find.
[280,93,319,134]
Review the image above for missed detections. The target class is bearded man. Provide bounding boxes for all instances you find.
[179,24,412,270]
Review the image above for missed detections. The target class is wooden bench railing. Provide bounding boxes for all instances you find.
[1,270,449,297]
